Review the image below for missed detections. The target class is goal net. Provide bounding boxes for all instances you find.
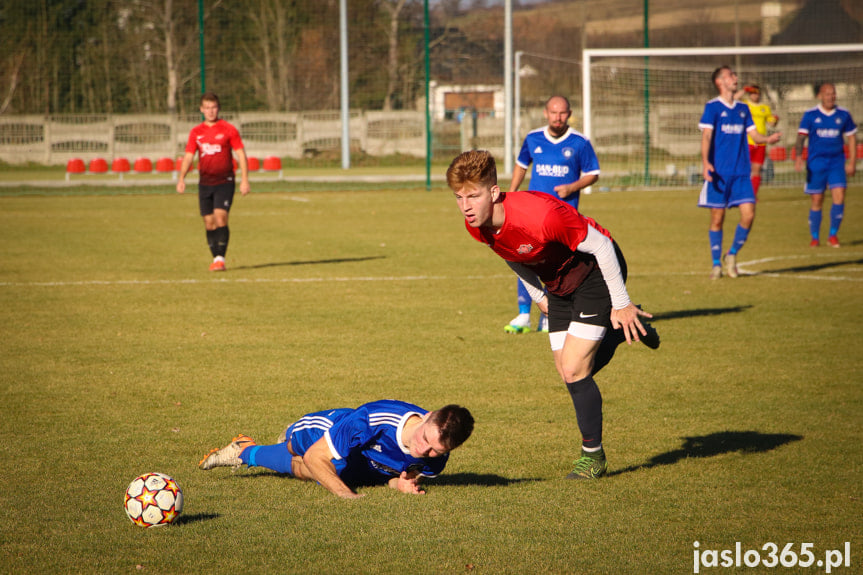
[582,45,863,188]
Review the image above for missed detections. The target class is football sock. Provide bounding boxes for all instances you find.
[728,224,750,256]
[517,279,532,315]
[809,209,822,240]
[751,175,761,197]
[565,376,603,450]
[206,229,218,257]
[829,203,844,236]
[215,226,230,258]
[240,444,294,475]
[709,230,723,266]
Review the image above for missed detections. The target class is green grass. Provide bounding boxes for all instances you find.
[1,181,861,574]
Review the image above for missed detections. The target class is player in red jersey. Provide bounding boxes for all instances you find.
[446,150,659,479]
[177,92,250,271]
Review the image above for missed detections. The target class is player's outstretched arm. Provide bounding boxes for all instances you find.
[749,128,781,145]
[610,304,653,345]
[302,438,365,499]
[388,471,426,495]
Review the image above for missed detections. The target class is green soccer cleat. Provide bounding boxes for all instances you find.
[565,448,608,480]
[504,313,532,334]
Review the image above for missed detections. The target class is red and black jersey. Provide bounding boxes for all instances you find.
[185,120,244,186]
[466,191,612,296]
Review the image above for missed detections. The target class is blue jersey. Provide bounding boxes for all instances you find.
[798,105,857,172]
[286,399,448,486]
[699,98,755,177]
[516,127,600,209]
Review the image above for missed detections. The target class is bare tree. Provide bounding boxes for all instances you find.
[382,0,408,110]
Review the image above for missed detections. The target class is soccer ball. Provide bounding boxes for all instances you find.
[124,472,183,528]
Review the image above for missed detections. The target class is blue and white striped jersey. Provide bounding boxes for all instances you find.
[516,126,600,209]
[798,105,857,171]
[286,399,448,486]
[699,98,755,177]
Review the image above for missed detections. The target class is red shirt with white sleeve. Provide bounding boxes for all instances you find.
[185,120,244,186]
[466,191,629,308]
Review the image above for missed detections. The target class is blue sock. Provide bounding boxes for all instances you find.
[809,209,822,240]
[239,444,294,474]
[728,225,750,255]
[709,230,723,266]
[517,279,532,315]
[829,203,844,236]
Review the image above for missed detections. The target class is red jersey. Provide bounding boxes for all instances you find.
[185,119,244,186]
[466,191,612,296]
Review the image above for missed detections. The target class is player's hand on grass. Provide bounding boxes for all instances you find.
[393,471,426,495]
[611,304,653,345]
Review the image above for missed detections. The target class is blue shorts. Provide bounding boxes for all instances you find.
[698,174,754,209]
[284,408,352,457]
[805,164,847,194]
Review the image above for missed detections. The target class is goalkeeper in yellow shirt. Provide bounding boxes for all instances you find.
[739,85,779,199]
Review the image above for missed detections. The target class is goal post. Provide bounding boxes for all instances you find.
[581,44,863,188]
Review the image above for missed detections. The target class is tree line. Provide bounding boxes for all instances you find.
[0,0,476,116]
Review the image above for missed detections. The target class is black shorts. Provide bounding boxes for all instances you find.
[546,241,628,333]
[198,182,235,216]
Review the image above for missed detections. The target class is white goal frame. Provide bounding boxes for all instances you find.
[581,43,863,146]
[581,44,863,186]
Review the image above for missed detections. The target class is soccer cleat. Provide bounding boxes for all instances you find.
[809,238,820,248]
[723,253,739,278]
[198,434,256,470]
[565,448,608,480]
[209,260,226,272]
[538,314,549,333]
[709,265,722,280]
[828,235,840,248]
[504,313,532,334]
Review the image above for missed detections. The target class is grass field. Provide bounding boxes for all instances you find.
[1,178,861,574]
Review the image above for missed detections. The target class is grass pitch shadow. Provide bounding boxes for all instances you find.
[429,473,542,487]
[754,257,863,275]
[608,430,803,477]
[174,512,220,526]
[231,255,385,270]
[650,306,753,322]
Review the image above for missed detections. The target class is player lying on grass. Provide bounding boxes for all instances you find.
[198,400,474,499]
[446,150,658,480]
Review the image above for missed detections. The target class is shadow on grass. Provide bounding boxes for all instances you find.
[754,257,863,275]
[430,473,542,487]
[608,430,803,477]
[217,470,536,488]
[651,306,753,321]
[231,255,385,270]
[174,512,220,525]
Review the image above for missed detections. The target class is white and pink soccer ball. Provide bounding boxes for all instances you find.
[124,472,183,528]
